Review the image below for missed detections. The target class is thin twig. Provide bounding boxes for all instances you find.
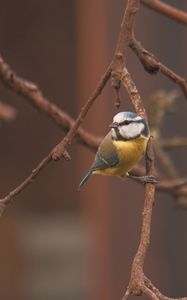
[144,276,187,300]
[0,55,101,152]
[155,145,179,178]
[142,0,187,25]
[0,154,52,215]
[0,63,111,212]
[121,66,146,118]
[147,90,180,178]
[51,66,111,160]
[161,137,187,150]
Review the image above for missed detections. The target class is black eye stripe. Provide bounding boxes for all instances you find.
[118,120,132,126]
[119,119,143,126]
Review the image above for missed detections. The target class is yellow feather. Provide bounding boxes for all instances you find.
[94,136,148,176]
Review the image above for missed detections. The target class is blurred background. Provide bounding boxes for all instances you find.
[0,1,187,299]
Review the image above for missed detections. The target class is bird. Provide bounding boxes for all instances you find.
[79,111,157,189]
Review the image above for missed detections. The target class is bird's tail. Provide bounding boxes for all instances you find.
[79,170,92,189]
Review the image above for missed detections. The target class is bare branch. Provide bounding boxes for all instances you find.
[121,66,146,118]
[155,146,179,178]
[51,66,111,160]
[0,65,111,213]
[123,139,156,298]
[0,55,101,152]
[0,154,52,215]
[142,0,187,25]
[161,137,187,150]
[129,38,187,98]
[0,0,187,298]
[111,0,147,118]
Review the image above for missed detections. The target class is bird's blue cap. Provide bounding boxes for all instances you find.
[113,111,142,123]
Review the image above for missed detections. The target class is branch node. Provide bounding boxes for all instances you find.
[130,39,160,74]
[52,146,71,161]
[141,54,160,74]
[115,52,123,60]
[111,70,122,86]
[24,80,38,92]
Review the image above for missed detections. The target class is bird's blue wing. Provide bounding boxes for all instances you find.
[79,132,119,189]
[91,132,119,171]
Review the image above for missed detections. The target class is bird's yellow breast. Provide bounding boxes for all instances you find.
[95,136,148,176]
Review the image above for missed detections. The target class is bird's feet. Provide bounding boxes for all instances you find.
[127,173,158,185]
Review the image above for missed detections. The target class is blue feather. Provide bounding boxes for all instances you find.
[79,170,93,189]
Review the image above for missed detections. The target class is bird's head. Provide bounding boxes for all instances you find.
[109,111,149,140]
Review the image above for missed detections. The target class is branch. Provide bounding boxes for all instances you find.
[146,90,180,178]
[0,55,101,152]
[111,0,147,118]
[155,145,179,178]
[108,1,157,298]
[121,66,146,118]
[0,58,110,214]
[127,167,187,202]
[107,0,187,299]
[0,0,187,298]
[105,2,183,296]
[142,0,187,25]
[1,55,187,203]
[129,38,187,98]
[0,0,186,210]
[161,137,187,150]
[0,154,52,215]
[123,139,156,298]
[51,66,111,160]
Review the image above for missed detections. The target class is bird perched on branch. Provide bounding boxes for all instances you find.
[79,111,157,188]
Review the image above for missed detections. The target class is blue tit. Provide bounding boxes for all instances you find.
[79,111,157,189]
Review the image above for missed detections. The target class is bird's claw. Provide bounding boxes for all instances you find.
[140,175,158,185]
[127,173,158,185]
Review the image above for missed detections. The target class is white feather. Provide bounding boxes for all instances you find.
[119,122,145,139]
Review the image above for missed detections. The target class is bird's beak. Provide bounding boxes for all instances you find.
[109,122,118,128]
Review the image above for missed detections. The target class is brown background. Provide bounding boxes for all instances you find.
[0,1,187,300]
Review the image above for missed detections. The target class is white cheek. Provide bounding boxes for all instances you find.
[119,123,145,139]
